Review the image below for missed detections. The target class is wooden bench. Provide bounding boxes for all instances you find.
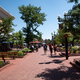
[7,52,18,59]
[0,52,19,62]
[0,52,10,62]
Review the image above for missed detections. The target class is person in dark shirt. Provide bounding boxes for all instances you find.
[49,42,53,56]
[43,43,47,54]
[35,44,38,52]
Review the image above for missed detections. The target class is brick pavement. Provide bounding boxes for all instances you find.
[0,47,80,80]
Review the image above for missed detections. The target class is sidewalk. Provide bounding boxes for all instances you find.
[0,47,80,80]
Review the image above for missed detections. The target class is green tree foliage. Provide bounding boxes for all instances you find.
[18,4,46,46]
[18,30,24,46]
[54,29,65,45]
[0,17,15,42]
[58,3,80,45]
[54,29,73,45]
[47,39,52,44]
[66,4,80,45]
[12,30,24,47]
[12,32,20,45]
[67,0,79,3]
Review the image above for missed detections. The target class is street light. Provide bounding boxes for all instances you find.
[57,12,69,60]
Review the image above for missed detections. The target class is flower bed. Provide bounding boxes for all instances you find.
[60,52,80,57]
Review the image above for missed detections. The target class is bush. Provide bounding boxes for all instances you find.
[18,51,23,57]
[11,50,18,52]
[61,47,64,50]
[72,46,78,53]
[0,61,9,68]
[22,48,31,52]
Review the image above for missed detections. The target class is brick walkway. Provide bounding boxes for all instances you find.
[0,47,80,80]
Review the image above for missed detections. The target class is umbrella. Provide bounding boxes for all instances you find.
[33,41,41,43]
[2,41,7,43]
[29,40,41,44]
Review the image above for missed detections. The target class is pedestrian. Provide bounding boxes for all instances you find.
[32,44,34,52]
[54,44,57,55]
[49,42,53,56]
[43,43,47,54]
[35,44,38,52]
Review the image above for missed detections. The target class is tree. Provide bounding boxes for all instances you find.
[54,29,65,45]
[0,17,15,42]
[67,0,79,3]
[18,4,46,46]
[65,4,80,45]
[12,30,24,48]
[18,30,24,46]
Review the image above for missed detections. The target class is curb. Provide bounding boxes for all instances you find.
[0,63,13,72]
[70,62,80,71]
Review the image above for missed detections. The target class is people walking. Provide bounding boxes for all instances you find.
[35,44,38,52]
[49,42,53,56]
[54,44,57,55]
[43,43,47,54]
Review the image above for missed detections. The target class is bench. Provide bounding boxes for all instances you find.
[0,52,10,62]
[0,52,19,62]
[7,52,18,59]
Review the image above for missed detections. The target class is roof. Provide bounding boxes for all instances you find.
[0,6,15,20]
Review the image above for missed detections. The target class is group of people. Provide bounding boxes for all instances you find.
[43,42,57,56]
[30,43,39,52]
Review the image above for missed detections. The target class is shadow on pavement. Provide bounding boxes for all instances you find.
[39,59,66,64]
[48,55,62,58]
[35,65,80,80]
[52,59,66,64]
[41,54,46,56]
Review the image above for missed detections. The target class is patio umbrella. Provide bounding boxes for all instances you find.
[33,41,41,43]
[29,41,41,44]
[2,41,7,43]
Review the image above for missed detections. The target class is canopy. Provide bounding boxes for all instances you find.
[29,40,41,44]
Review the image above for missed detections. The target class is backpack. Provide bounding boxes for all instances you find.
[44,45,47,49]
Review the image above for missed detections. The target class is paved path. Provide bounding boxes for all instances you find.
[0,47,80,80]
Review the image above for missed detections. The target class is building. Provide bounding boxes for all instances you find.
[0,6,15,22]
[0,6,15,51]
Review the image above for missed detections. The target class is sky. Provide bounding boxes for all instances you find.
[0,0,75,40]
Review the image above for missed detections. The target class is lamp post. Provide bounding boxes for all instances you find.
[51,33,54,41]
[58,12,69,60]
[63,33,69,59]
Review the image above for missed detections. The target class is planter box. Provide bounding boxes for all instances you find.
[14,56,23,58]
[59,52,80,57]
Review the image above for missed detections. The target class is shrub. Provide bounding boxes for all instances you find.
[61,47,64,50]
[22,48,31,52]
[72,46,78,53]
[11,50,18,52]
[0,61,9,68]
[18,51,23,57]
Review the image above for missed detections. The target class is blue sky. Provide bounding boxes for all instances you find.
[0,0,75,40]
